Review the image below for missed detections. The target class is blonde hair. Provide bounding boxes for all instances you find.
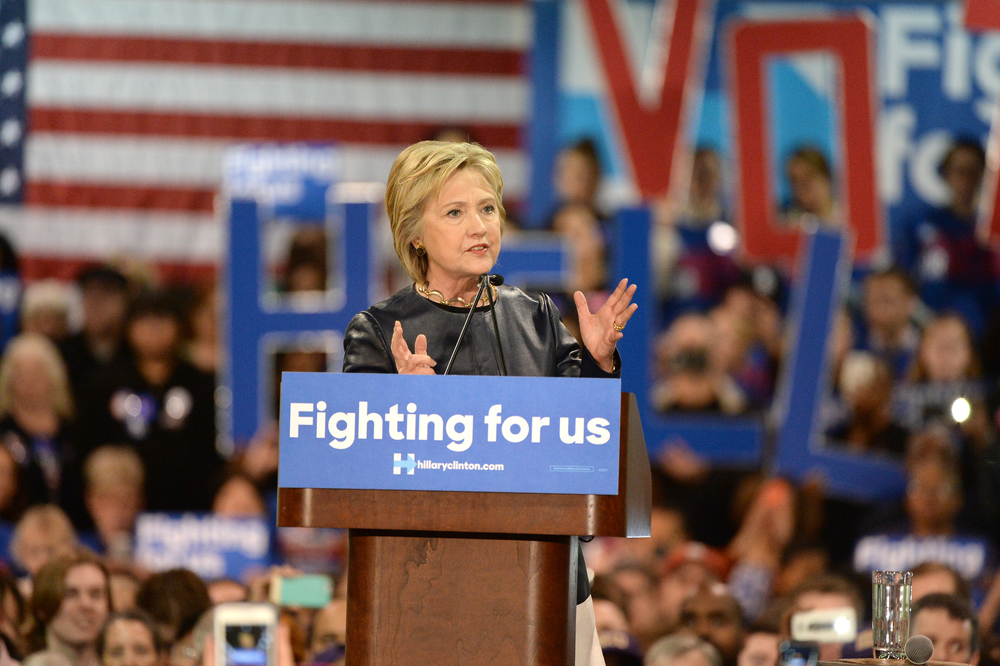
[0,333,74,420]
[20,279,72,322]
[385,141,506,283]
[84,445,145,492]
[645,634,721,666]
[10,504,77,570]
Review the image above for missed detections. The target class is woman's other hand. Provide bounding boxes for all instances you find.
[391,320,437,374]
[574,278,638,373]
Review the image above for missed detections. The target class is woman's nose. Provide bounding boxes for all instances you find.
[468,213,487,234]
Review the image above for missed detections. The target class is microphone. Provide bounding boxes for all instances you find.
[443,274,492,376]
[488,274,504,286]
[904,635,934,665]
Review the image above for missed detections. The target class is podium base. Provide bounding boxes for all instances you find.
[347,530,577,666]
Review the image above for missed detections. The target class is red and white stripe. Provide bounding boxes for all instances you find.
[14,0,531,281]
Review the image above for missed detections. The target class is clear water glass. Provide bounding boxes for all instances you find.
[872,570,912,659]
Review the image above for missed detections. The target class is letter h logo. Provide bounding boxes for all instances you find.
[224,195,375,445]
[393,453,416,475]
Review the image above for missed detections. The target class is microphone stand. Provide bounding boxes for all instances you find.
[442,274,491,376]
[485,276,507,376]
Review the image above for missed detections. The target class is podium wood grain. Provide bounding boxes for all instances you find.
[348,532,574,666]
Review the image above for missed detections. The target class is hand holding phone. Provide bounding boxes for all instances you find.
[779,641,819,666]
[213,603,279,666]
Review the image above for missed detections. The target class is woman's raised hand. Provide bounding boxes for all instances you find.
[574,278,638,373]
[391,320,437,375]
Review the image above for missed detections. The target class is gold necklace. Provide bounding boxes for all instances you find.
[417,282,496,308]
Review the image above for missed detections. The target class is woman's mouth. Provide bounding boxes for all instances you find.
[467,244,489,255]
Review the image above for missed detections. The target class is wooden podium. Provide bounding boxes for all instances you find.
[277,393,651,666]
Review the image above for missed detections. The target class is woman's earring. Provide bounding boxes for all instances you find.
[414,242,425,255]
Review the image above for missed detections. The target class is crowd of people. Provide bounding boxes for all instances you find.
[533,135,1000,665]
[0,132,996,666]
[0,241,357,666]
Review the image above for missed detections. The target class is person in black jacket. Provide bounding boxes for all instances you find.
[75,290,222,513]
[342,140,637,666]
[343,140,636,377]
[59,266,131,407]
[0,334,80,513]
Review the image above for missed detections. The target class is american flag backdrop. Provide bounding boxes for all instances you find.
[0,0,531,283]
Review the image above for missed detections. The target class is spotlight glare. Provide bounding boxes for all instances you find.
[951,397,971,423]
[707,221,738,255]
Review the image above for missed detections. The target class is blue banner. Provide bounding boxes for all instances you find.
[853,534,992,582]
[134,513,273,581]
[223,143,341,219]
[278,373,622,495]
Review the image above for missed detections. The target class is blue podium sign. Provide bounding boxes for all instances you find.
[278,373,622,495]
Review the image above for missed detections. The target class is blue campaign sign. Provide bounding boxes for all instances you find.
[223,143,341,219]
[134,513,273,581]
[278,373,622,495]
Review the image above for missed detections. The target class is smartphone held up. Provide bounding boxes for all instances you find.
[213,603,278,666]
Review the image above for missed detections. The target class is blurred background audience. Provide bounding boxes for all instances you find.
[0,24,994,666]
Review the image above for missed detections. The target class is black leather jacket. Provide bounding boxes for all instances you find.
[342,284,619,378]
[342,284,617,604]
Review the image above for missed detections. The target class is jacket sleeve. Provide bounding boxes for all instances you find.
[342,311,396,373]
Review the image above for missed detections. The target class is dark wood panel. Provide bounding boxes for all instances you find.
[346,532,574,666]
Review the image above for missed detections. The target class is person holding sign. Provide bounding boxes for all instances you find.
[342,140,637,666]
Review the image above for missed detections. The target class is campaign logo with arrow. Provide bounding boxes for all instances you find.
[393,453,416,475]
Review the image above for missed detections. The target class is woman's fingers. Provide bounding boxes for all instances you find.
[408,354,437,372]
[573,290,592,318]
[610,282,637,318]
[391,321,409,357]
[618,282,637,310]
[618,302,639,326]
[604,278,630,309]
[409,335,437,372]
[414,334,430,358]
[602,279,637,320]
[392,322,435,374]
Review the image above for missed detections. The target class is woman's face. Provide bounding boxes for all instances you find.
[555,149,599,205]
[19,524,71,576]
[920,320,972,381]
[906,462,961,530]
[212,477,266,518]
[943,146,984,210]
[128,315,180,361]
[787,158,832,214]
[417,168,501,288]
[552,205,606,292]
[103,618,159,666]
[10,352,54,407]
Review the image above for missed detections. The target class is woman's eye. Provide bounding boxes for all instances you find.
[447,209,461,217]
[483,205,496,214]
